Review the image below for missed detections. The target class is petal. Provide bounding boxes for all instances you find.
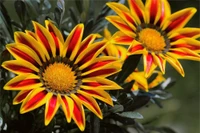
[163,55,185,77]
[116,45,128,60]
[81,56,121,76]
[2,60,39,75]
[77,90,103,119]
[106,16,135,37]
[152,53,166,74]
[75,40,107,70]
[169,28,200,41]
[6,43,42,66]
[63,24,84,61]
[14,32,47,62]
[111,31,134,45]
[143,53,157,77]
[13,90,32,105]
[82,90,113,106]
[128,40,145,54]
[128,0,145,24]
[81,77,121,90]
[70,94,85,131]
[33,21,56,58]
[158,0,171,26]
[20,88,48,113]
[145,0,162,24]
[60,95,74,123]
[45,20,64,44]
[162,8,197,35]
[168,48,200,61]
[45,94,60,125]
[4,74,42,90]
[107,2,136,30]
[148,71,165,89]
[104,28,112,40]
[25,30,36,39]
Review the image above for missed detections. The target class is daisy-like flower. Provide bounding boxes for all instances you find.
[106,0,200,77]
[126,70,165,92]
[2,20,121,131]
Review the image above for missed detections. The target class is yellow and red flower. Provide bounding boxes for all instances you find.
[2,20,121,131]
[106,0,200,77]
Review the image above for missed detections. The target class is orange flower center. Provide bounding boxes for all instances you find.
[42,63,76,91]
[139,28,166,52]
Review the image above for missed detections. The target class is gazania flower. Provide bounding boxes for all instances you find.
[126,70,165,92]
[106,0,200,77]
[2,20,121,131]
[102,28,127,61]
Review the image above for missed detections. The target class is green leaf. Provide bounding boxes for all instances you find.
[118,112,143,119]
[109,105,124,113]
[90,113,100,133]
[116,55,141,83]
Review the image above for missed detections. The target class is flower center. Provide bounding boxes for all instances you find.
[42,63,76,91]
[138,28,166,52]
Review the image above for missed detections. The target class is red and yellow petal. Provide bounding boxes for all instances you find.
[60,95,74,123]
[75,41,107,70]
[152,53,166,74]
[106,16,135,37]
[13,90,33,105]
[14,32,47,62]
[128,0,145,24]
[20,88,48,113]
[63,24,84,61]
[158,0,171,26]
[148,71,165,89]
[2,60,39,75]
[128,40,145,54]
[143,53,157,77]
[111,31,134,45]
[4,74,42,90]
[164,54,185,77]
[81,77,121,90]
[70,94,85,131]
[33,21,56,58]
[162,8,197,35]
[6,43,42,66]
[82,89,113,106]
[45,94,60,125]
[25,30,37,39]
[77,90,103,119]
[107,2,136,30]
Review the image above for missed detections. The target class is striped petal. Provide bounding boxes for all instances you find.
[128,40,145,54]
[77,90,102,119]
[81,56,120,76]
[20,88,48,113]
[2,60,39,75]
[143,53,157,77]
[6,43,42,66]
[14,32,47,62]
[158,0,171,26]
[152,53,166,74]
[107,2,136,30]
[169,28,200,41]
[81,77,121,90]
[111,31,134,45]
[106,16,135,37]
[145,0,162,24]
[60,95,74,123]
[4,74,42,90]
[128,0,145,24]
[33,21,56,58]
[13,90,32,105]
[63,24,84,61]
[168,48,200,61]
[71,94,85,131]
[75,41,107,70]
[25,30,36,39]
[82,90,113,106]
[164,55,185,77]
[162,8,197,35]
[148,71,165,89]
[45,94,60,125]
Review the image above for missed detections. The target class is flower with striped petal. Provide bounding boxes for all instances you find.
[106,0,200,77]
[126,70,165,92]
[2,20,121,131]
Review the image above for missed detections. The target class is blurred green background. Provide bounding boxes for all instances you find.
[2,0,200,133]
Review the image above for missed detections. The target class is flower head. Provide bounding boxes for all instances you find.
[2,20,121,131]
[106,0,200,77]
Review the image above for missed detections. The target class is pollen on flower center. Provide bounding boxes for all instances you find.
[139,28,166,52]
[42,63,76,91]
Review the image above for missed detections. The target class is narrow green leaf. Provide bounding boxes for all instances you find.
[118,112,143,119]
